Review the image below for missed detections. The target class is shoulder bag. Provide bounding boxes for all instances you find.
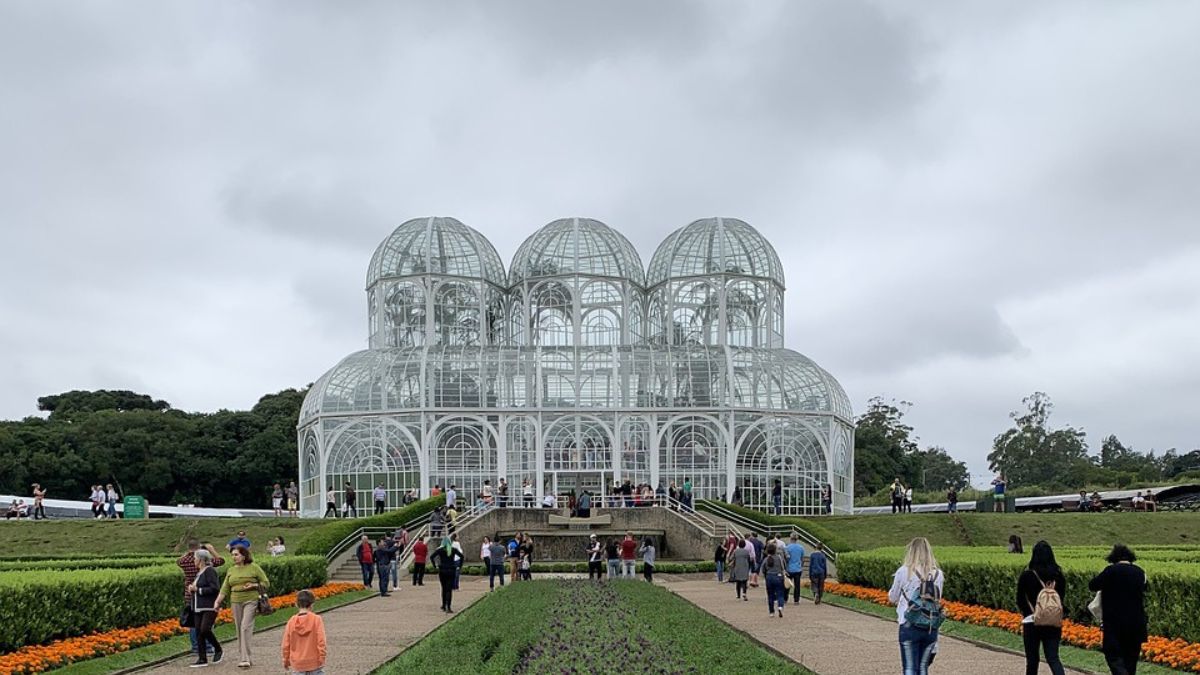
[255,582,274,615]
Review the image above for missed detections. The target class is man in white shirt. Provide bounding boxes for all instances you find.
[373,485,387,514]
[446,485,457,509]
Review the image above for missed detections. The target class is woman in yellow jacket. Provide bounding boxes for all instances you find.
[215,545,270,668]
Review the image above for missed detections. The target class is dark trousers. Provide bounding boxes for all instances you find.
[643,563,654,582]
[324,502,338,518]
[788,572,803,603]
[439,572,455,610]
[489,562,506,589]
[588,560,603,580]
[773,495,782,515]
[346,502,357,517]
[412,562,426,585]
[810,574,826,603]
[377,563,390,595]
[195,611,220,663]
[33,504,45,520]
[374,500,385,515]
[1103,637,1143,675]
[892,497,901,513]
[735,580,748,598]
[360,562,374,586]
[1022,624,1065,675]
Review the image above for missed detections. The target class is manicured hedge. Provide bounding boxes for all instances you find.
[0,557,178,572]
[448,561,717,575]
[292,496,444,556]
[838,546,1200,643]
[0,555,327,652]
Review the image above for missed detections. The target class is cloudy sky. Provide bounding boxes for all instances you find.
[2,1,1197,483]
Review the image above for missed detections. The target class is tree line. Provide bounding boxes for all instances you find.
[0,389,304,508]
[854,391,1200,499]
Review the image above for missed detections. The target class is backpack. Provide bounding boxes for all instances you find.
[904,571,945,631]
[1031,572,1064,627]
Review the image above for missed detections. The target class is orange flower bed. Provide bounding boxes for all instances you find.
[826,581,1200,673]
[0,582,365,674]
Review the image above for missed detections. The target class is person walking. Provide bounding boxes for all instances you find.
[430,536,464,612]
[509,533,522,583]
[809,543,829,604]
[1018,541,1067,675]
[373,484,387,515]
[682,476,693,512]
[946,487,958,514]
[323,486,337,518]
[639,537,656,583]
[374,536,398,597]
[355,535,374,587]
[577,489,592,518]
[281,589,326,675]
[605,538,620,580]
[522,479,534,508]
[429,507,445,540]
[748,533,764,587]
[1089,544,1148,675]
[518,534,534,580]
[888,537,944,675]
[498,478,509,508]
[188,549,223,666]
[821,483,833,514]
[178,539,225,659]
[272,483,285,517]
[89,485,104,518]
[411,535,428,586]
[451,533,464,589]
[772,479,783,515]
[286,481,299,518]
[904,485,914,513]
[731,538,751,601]
[762,542,788,617]
[106,482,120,518]
[390,528,408,588]
[31,483,46,520]
[715,541,728,582]
[343,482,357,518]
[587,534,603,580]
[488,537,507,590]
[619,532,637,579]
[446,484,458,510]
[785,534,805,605]
[215,545,270,668]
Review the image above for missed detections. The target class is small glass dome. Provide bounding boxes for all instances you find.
[510,218,646,286]
[366,217,506,289]
[647,217,785,288]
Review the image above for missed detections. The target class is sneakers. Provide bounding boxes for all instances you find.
[212,651,223,664]
[777,608,784,618]
[742,596,749,602]
[189,661,209,668]
[237,661,251,668]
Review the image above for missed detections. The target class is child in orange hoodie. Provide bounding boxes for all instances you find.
[281,590,327,674]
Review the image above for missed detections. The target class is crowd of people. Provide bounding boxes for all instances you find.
[715,532,830,616]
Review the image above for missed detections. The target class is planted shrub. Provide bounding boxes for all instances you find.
[292,496,444,556]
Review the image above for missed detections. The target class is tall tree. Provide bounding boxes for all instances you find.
[853,397,920,496]
[910,446,970,491]
[987,392,1089,488]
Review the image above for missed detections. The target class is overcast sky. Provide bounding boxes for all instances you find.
[2,1,1197,484]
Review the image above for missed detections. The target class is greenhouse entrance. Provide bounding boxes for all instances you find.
[549,471,608,502]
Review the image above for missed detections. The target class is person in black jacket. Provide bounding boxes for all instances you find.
[429,536,465,613]
[374,536,398,597]
[1017,541,1066,675]
[1089,544,1148,675]
[188,550,224,666]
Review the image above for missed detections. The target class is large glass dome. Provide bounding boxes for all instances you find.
[366,216,506,289]
[510,218,645,286]
[647,217,784,288]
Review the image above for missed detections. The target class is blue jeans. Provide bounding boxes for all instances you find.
[360,563,374,586]
[188,625,213,654]
[899,624,939,675]
[390,560,399,586]
[716,559,725,582]
[948,502,957,513]
[773,495,782,515]
[453,558,462,589]
[377,563,390,594]
[607,559,620,578]
[766,575,787,613]
[489,562,505,589]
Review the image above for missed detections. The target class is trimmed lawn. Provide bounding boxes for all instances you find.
[0,517,330,557]
[375,580,812,674]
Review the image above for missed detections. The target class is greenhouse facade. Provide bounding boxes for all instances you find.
[298,216,854,515]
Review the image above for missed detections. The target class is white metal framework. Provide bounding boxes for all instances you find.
[299,217,854,515]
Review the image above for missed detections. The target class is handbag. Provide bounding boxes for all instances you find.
[1088,591,1103,623]
[255,583,274,616]
[179,603,195,628]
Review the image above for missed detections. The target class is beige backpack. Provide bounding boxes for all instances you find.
[1031,572,1063,627]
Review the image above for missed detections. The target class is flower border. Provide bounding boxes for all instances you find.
[826,581,1200,673]
[0,583,365,674]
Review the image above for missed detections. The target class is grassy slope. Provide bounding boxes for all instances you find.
[0,518,329,557]
[778,512,1200,551]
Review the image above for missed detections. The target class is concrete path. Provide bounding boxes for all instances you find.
[139,577,489,674]
[659,575,1089,675]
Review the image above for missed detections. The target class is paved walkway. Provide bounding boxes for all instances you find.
[139,577,489,674]
[659,576,1089,675]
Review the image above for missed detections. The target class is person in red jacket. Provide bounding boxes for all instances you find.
[355,535,374,587]
[281,589,326,674]
[411,536,429,586]
[619,532,637,578]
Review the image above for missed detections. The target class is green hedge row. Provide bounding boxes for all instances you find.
[694,500,849,553]
[0,555,327,652]
[0,557,178,572]
[838,547,1200,643]
[292,496,444,556]
[422,561,717,576]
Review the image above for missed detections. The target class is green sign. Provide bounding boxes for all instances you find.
[122,495,147,519]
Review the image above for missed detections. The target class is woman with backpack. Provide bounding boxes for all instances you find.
[1018,541,1066,675]
[888,537,944,675]
[761,542,789,618]
[1089,544,1148,675]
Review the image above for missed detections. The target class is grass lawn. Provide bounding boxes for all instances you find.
[375,580,813,674]
[47,588,375,674]
[0,517,331,557]
[807,588,1187,675]
[714,506,1200,552]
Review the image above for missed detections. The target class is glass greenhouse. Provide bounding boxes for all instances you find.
[299,217,854,515]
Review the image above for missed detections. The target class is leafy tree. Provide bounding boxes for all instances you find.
[853,397,919,496]
[37,390,169,421]
[910,446,970,491]
[987,392,1089,489]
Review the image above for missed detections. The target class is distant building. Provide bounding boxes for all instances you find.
[299,217,853,514]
